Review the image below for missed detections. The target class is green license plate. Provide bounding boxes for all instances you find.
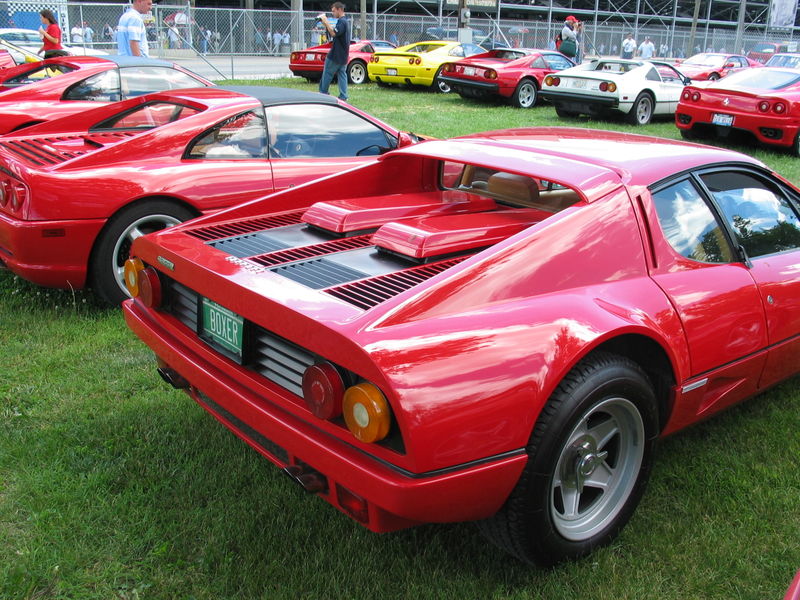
[200,298,244,360]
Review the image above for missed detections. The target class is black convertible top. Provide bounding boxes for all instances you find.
[219,85,339,106]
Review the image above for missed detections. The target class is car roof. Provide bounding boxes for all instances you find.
[100,55,177,68]
[218,85,339,106]
[387,127,762,193]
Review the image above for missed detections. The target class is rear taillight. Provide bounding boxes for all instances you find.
[371,55,379,63]
[290,52,298,61]
[758,100,770,112]
[773,101,787,113]
[124,258,162,308]
[302,362,344,420]
[0,178,28,212]
[485,69,497,80]
[443,62,454,72]
[343,382,391,443]
[545,75,560,86]
[691,91,700,101]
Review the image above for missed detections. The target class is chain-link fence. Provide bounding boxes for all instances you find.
[0,0,797,62]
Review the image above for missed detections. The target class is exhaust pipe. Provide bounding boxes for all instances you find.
[283,464,328,494]
[157,366,190,390]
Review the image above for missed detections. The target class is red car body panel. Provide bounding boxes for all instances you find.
[676,53,762,80]
[676,67,800,148]
[0,86,410,290]
[289,40,393,81]
[0,55,213,134]
[787,570,800,600]
[439,48,574,101]
[122,128,800,532]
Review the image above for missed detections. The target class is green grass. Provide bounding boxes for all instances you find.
[1,78,799,599]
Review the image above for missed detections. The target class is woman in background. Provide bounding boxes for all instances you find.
[38,9,68,58]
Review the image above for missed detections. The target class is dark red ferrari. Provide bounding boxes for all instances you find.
[289,39,395,85]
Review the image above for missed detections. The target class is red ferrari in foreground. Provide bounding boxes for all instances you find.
[0,55,212,134]
[676,67,800,154]
[123,128,800,565]
[0,86,420,303]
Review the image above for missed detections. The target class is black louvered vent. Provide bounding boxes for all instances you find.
[250,235,372,267]
[167,280,199,330]
[324,257,467,310]
[249,326,315,397]
[271,259,367,290]
[208,232,289,258]
[184,211,304,242]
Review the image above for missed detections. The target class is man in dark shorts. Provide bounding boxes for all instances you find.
[318,2,351,101]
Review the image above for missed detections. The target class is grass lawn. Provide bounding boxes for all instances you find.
[1,78,799,600]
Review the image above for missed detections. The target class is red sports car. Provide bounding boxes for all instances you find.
[0,86,420,303]
[122,127,800,565]
[676,52,762,81]
[0,55,212,134]
[787,570,800,600]
[676,67,800,154]
[438,48,574,107]
[289,40,395,85]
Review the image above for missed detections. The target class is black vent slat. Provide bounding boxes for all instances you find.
[251,235,372,267]
[0,132,134,166]
[209,232,289,258]
[272,258,367,290]
[325,257,467,310]
[185,211,304,242]
[250,326,315,397]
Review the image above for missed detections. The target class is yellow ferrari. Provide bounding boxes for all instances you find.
[367,40,485,92]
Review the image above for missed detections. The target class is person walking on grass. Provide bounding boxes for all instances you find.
[318,2,351,101]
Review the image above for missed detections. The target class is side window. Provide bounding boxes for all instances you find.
[119,66,207,97]
[651,179,735,263]
[265,103,393,159]
[187,109,267,159]
[645,66,661,81]
[94,102,201,130]
[544,54,572,69]
[63,69,122,101]
[530,55,547,69]
[4,64,74,86]
[700,171,800,258]
[449,46,465,57]
[361,43,373,53]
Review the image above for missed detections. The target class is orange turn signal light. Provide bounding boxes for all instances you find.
[343,383,391,443]
[124,258,145,297]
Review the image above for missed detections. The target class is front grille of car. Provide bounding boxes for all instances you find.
[163,277,315,399]
[0,132,136,166]
[183,211,305,242]
[325,257,467,310]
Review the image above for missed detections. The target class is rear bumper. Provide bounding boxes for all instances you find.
[439,76,504,96]
[289,66,323,79]
[541,90,625,114]
[371,68,437,87]
[676,108,799,148]
[0,212,104,288]
[122,298,528,532]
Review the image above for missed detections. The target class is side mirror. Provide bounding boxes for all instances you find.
[724,62,735,69]
[396,131,418,147]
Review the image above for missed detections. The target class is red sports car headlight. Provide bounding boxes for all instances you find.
[343,382,391,443]
[302,362,344,420]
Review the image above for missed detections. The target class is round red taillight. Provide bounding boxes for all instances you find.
[758,100,770,112]
[485,69,497,80]
[682,90,691,101]
[549,76,561,86]
[408,57,414,65]
[372,55,379,63]
[774,101,787,113]
[443,62,454,72]
[599,81,608,92]
[302,362,344,420]
[138,266,162,308]
[607,82,617,92]
[691,92,700,102]
[290,52,298,61]
[415,57,421,65]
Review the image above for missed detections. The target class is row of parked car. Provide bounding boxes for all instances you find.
[2,49,800,579]
[290,38,800,153]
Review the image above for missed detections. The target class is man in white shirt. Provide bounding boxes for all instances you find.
[638,36,655,59]
[621,33,636,59]
[71,24,84,44]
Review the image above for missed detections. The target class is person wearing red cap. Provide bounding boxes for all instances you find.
[560,16,579,58]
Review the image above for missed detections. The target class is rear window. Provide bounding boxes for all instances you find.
[441,161,581,213]
[92,101,202,131]
[720,68,800,90]
[2,64,75,87]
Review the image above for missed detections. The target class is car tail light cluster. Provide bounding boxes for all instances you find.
[124,258,162,308]
[545,75,560,86]
[681,90,701,102]
[407,56,421,65]
[484,69,498,80]
[301,361,393,443]
[290,52,298,61]
[370,55,380,63]
[758,100,787,114]
[598,81,617,92]
[443,63,455,73]
[0,175,29,214]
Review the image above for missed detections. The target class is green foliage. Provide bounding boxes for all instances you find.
[1,79,798,599]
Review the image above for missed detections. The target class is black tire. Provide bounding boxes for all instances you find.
[90,200,196,305]
[555,105,580,118]
[347,60,368,84]
[511,79,538,108]
[707,72,720,81]
[434,66,451,93]
[626,92,654,125]
[478,352,659,566]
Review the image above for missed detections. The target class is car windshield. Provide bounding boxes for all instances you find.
[765,54,800,68]
[684,54,726,67]
[0,30,41,45]
[403,43,445,53]
[719,68,800,90]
